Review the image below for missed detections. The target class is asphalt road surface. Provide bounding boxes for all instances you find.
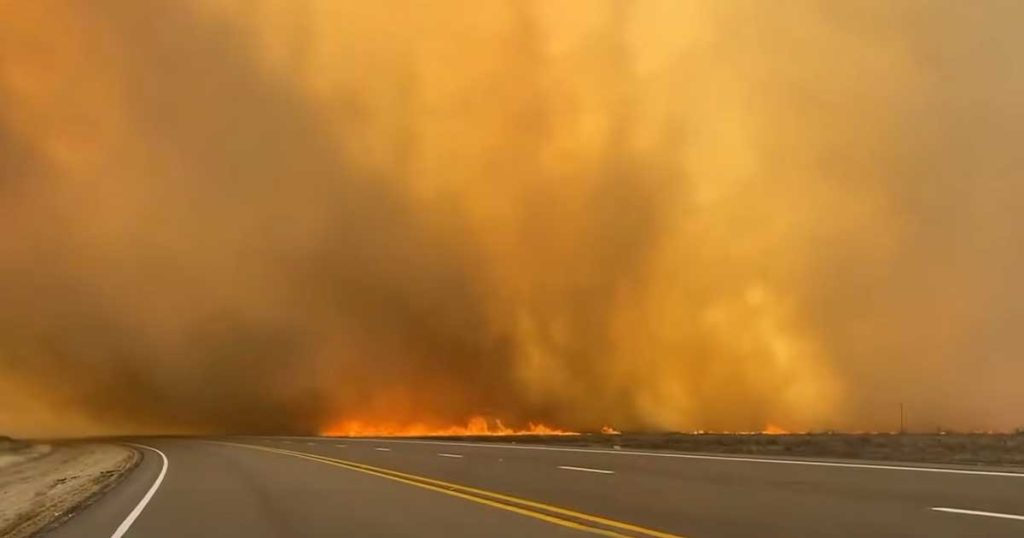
[45,437,1024,537]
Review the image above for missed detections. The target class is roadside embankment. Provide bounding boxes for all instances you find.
[0,438,137,537]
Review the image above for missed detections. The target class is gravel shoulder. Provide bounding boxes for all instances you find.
[0,440,138,538]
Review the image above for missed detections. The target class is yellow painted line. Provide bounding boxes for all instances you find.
[215,441,685,538]
[291,449,682,538]
[212,441,628,537]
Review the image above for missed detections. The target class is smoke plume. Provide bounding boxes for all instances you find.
[1,0,1022,436]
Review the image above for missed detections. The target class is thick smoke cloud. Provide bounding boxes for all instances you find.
[1,0,1022,436]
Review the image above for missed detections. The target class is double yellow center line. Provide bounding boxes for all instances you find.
[215,441,684,538]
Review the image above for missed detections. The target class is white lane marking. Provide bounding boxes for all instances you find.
[932,507,1024,521]
[111,444,168,538]
[336,439,1024,478]
[438,453,464,458]
[558,465,614,475]
[335,444,347,448]
[374,447,392,452]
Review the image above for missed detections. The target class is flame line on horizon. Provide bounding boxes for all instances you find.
[320,416,580,437]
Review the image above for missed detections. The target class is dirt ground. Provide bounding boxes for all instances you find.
[0,439,138,538]
[422,432,1024,467]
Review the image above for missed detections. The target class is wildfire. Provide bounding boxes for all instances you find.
[688,424,795,435]
[320,416,578,437]
[600,425,622,434]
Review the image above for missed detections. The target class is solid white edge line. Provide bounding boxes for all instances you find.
[437,453,464,458]
[111,443,168,538]
[558,465,614,474]
[932,507,1024,521]
[328,438,1024,478]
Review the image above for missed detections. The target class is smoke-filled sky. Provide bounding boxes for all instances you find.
[1,0,1022,436]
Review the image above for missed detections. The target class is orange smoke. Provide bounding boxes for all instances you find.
[1,1,1023,438]
[321,416,578,437]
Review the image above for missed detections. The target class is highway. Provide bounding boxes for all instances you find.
[45,437,1024,537]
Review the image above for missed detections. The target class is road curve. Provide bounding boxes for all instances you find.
[44,436,1024,537]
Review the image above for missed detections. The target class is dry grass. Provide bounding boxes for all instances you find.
[424,432,1024,467]
[0,440,138,538]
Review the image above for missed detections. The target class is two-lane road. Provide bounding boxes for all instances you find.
[46,437,1024,537]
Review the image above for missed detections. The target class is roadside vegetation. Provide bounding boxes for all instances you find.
[424,432,1024,467]
[0,437,137,537]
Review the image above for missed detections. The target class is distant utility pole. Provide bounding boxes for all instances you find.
[899,402,906,434]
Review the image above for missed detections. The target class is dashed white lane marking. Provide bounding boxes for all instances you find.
[374,447,392,452]
[558,465,615,475]
[335,444,347,448]
[932,507,1024,521]
[111,444,168,538]
[438,453,464,458]
[339,439,1024,478]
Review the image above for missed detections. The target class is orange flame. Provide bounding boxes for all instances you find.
[320,416,578,437]
[762,423,790,435]
[600,425,621,434]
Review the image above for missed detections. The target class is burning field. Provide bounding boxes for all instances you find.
[1,1,1023,437]
[320,416,579,437]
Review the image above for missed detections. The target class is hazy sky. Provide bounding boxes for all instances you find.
[1,0,1022,436]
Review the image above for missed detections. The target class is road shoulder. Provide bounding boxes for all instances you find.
[0,442,139,538]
